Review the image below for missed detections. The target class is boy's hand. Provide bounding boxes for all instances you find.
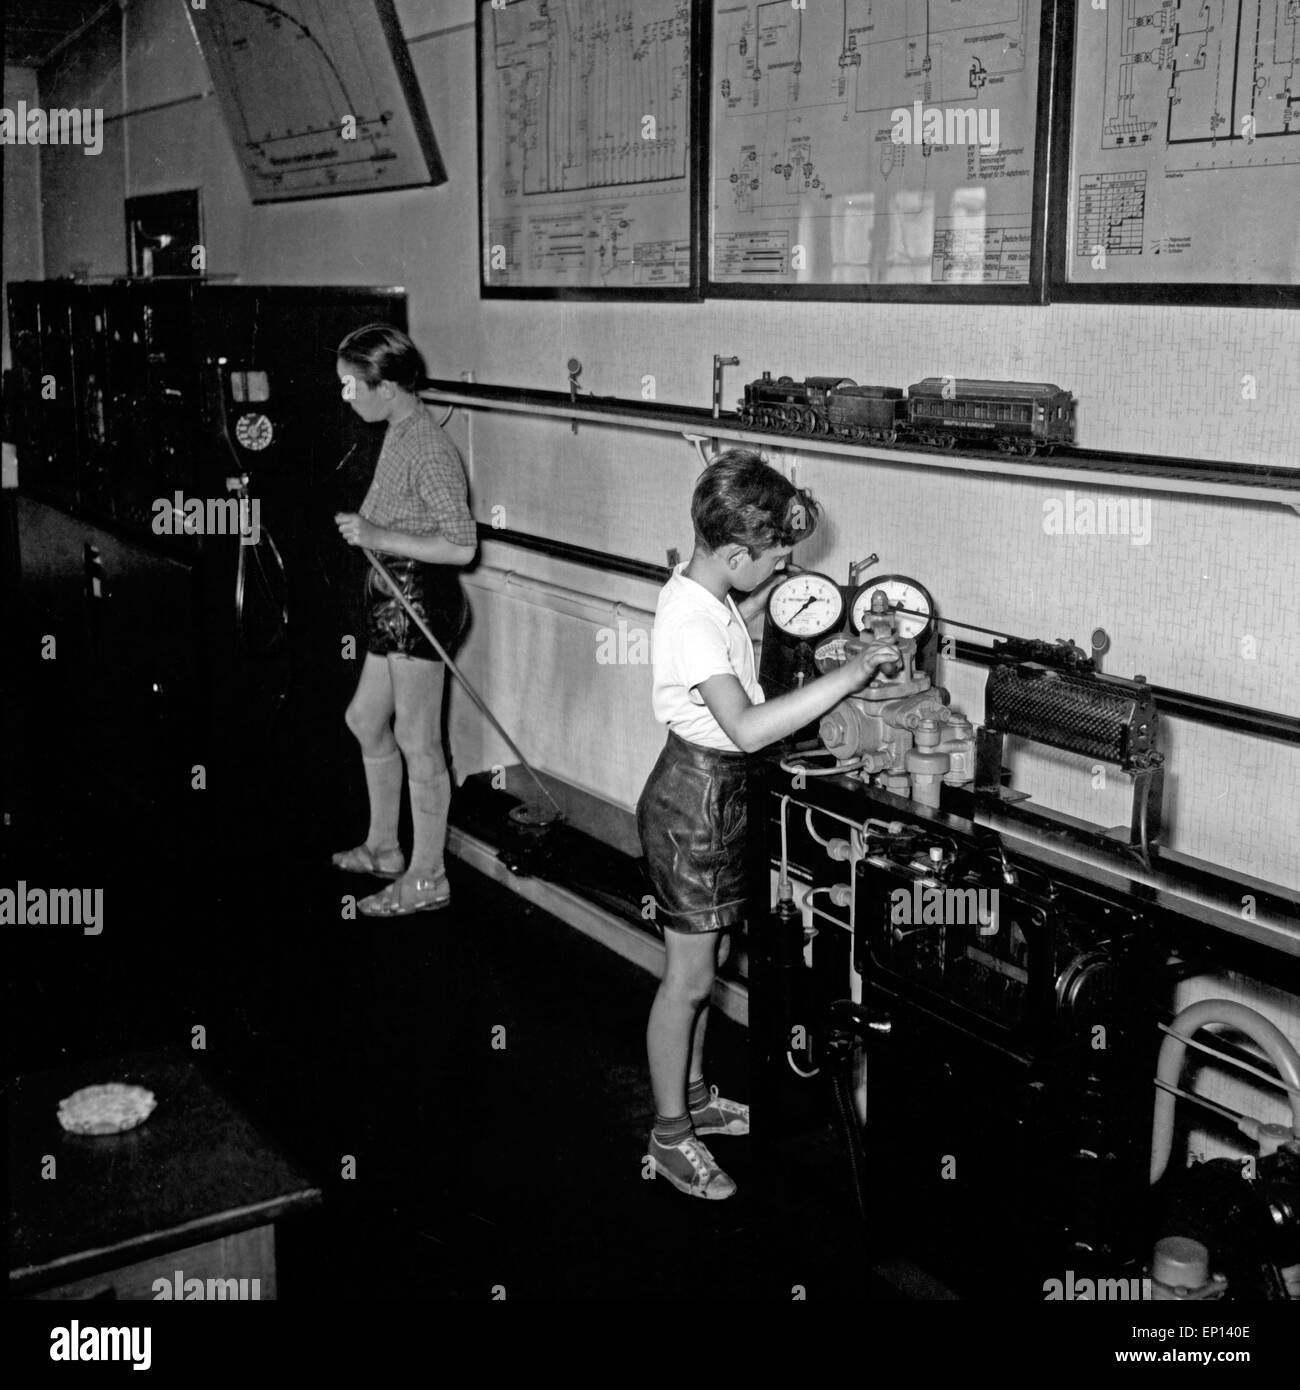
[736,563,804,621]
[335,512,380,549]
[844,641,902,692]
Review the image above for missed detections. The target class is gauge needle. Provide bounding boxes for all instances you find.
[791,596,817,617]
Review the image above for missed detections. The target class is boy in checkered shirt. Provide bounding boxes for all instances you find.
[332,325,477,916]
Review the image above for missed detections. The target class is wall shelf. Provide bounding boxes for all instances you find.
[422,379,1300,509]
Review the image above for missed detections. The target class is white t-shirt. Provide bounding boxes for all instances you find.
[650,564,765,751]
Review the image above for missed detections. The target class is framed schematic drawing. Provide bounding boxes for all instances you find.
[704,0,1056,302]
[478,0,703,300]
[1049,1,1300,306]
[187,0,445,203]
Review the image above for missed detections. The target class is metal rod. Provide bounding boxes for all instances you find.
[1152,1077,1255,1129]
[1157,1022,1300,1101]
[361,548,564,821]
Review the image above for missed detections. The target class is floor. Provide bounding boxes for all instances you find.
[2,598,881,1301]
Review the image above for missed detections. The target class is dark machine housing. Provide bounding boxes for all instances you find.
[6,280,407,851]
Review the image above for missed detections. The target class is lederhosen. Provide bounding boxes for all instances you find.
[636,730,749,933]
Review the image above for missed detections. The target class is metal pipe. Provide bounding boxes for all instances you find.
[1150,998,1300,1184]
[464,565,655,628]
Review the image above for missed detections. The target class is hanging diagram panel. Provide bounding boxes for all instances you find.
[1060,0,1300,294]
[478,0,696,297]
[188,0,445,203]
[707,0,1049,297]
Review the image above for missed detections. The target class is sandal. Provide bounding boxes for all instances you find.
[331,844,405,879]
[358,873,451,917]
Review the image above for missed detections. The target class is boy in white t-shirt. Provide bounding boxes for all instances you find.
[636,450,900,1200]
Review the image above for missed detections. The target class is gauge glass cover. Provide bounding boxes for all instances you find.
[849,575,933,640]
[767,572,845,639]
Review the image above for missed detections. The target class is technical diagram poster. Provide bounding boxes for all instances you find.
[187,0,444,203]
[708,0,1045,289]
[1066,1,1300,288]
[479,0,695,294]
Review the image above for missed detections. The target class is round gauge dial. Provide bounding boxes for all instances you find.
[767,571,845,639]
[849,574,935,641]
[234,412,274,451]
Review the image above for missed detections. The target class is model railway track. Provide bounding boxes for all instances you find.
[422,379,1300,494]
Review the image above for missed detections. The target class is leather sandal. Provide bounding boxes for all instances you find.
[358,873,451,917]
[331,844,405,879]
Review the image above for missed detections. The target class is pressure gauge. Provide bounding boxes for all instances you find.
[813,634,860,673]
[767,571,845,639]
[849,574,935,641]
[234,412,274,451]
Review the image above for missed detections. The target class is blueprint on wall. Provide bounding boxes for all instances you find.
[708,0,1044,286]
[188,0,444,202]
[1068,0,1300,285]
[480,0,693,290]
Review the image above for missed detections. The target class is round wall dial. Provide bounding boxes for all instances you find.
[234,412,274,451]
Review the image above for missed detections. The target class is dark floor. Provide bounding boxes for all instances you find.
[2,610,881,1302]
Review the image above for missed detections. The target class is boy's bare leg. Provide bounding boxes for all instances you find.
[389,654,451,883]
[648,928,736,1197]
[683,930,749,1135]
[649,929,721,1116]
[686,930,729,1085]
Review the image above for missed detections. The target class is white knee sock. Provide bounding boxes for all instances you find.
[362,749,403,850]
[408,767,451,877]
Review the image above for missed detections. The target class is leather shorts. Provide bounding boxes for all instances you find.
[365,554,467,663]
[636,731,750,934]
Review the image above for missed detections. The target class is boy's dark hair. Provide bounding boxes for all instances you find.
[691,449,819,556]
[336,323,427,393]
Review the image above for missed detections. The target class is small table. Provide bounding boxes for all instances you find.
[8,1050,321,1300]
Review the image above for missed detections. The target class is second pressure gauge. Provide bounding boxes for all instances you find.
[767,571,845,640]
[849,574,935,642]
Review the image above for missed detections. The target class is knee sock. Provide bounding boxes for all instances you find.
[686,1077,711,1113]
[407,766,451,877]
[362,750,403,850]
[652,1112,693,1148]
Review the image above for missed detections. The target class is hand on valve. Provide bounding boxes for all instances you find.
[845,641,902,692]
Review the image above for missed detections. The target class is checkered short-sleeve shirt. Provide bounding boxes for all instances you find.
[360,404,477,547]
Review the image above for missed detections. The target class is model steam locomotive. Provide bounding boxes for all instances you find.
[738,373,1076,456]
